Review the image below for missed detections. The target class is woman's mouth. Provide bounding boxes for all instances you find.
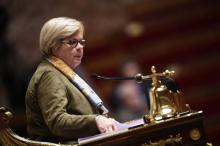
[74,55,82,60]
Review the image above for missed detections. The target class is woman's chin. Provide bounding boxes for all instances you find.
[72,61,81,68]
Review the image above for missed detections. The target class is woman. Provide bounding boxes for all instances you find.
[25,17,118,144]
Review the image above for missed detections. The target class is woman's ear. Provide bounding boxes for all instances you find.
[51,44,59,57]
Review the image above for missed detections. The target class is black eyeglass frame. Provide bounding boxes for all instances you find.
[61,39,86,48]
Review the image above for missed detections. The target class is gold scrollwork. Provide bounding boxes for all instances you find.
[141,134,182,146]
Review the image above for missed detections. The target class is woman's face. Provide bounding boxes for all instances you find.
[53,31,84,69]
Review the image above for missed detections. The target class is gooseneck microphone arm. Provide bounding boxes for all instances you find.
[91,74,135,80]
[91,73,175,83]
[91,73,152,83]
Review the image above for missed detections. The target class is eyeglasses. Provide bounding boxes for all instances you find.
[61,39,86,48]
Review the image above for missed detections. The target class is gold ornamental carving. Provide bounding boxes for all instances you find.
[189,128,201,141]
[141,134,182,146]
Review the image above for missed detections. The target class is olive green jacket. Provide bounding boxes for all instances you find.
[25,60,99,143]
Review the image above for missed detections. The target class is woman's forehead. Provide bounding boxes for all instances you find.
[66,30,83,40]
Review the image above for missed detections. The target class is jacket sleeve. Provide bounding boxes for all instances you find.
[37,71,99,139]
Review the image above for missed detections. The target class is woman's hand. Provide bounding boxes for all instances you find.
[95,115,118,133]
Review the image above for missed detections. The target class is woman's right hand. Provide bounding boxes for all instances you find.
[95,115,118,133]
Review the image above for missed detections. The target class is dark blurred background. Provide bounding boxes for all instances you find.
[0,0,219,145]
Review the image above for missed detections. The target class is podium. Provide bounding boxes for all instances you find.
[78,111,206,146]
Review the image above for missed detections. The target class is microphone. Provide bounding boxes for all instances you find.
[91,74,177,90]
[91,73,151,83]
[91,73,134,80]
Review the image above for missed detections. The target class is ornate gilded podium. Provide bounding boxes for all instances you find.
[0,66,212,146]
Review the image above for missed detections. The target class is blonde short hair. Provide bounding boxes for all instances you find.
[39,17,84,56]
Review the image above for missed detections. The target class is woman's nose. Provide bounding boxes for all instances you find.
[75,44,83,51]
